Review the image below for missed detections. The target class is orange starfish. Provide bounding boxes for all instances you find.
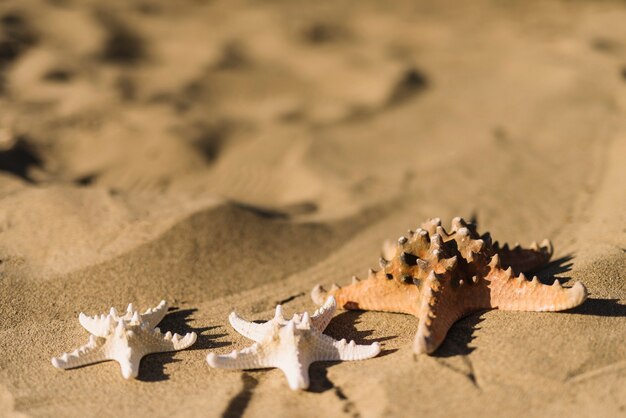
[311,217,587,355]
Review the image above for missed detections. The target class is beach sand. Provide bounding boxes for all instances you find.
[0,0,625,416]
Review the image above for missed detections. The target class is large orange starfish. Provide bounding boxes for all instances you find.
[311,217,587,355]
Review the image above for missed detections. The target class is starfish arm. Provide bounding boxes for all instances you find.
[487,267,587,312]
[228,312,276,343]
[310,296,337,332]
[78,313,112,337]
[315,334,381,361]
[413,275,452,355]
[413,272,490,355]
[111,349,144,379]
[312,272,420,315]
[495,240,553,274]
[140,300,168,329]
[108,340,154,379]
[145,327,197,352]
[275,357,311,391]
[98,335,141,379]
[51,335,107,369]
[206,343,272,370]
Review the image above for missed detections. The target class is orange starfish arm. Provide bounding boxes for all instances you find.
[487,263,587,312]
[312,272,421,316]
[413,272,491,354]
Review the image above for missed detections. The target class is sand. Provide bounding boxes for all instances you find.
[0,0,625,416]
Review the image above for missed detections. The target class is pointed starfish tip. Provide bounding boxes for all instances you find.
[311,284,327,306]
[413,334,435,355]
[206,352,217,367]
[569,282,588,305]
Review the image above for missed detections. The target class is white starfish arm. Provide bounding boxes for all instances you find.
[78,313,112,337]
[51,335,107,369]
[315,334,381,361]
[228,312,275,343]
[229,304,288,342]
[119,360,139,379]
[140,300,168,329]
[206,344,272,370]
[112,350,143,380]
[147,327,197,352]
[310,296,337,332]
[276,359,310,391]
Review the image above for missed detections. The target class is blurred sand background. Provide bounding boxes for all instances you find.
[0,0,625,416]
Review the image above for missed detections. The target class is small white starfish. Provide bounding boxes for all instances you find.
[207,296,381,390]
[52,300,197,379]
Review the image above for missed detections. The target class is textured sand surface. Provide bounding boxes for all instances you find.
[0,0,625,417]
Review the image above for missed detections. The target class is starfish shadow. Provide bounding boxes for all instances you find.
[564,298,626,317]
[324,310,397,354]
[307,366,337,393]
[221,373,259,418]
[432,314,485,358]
[308,310,397,393]
[531,254,574,284]
[138,307,230,382]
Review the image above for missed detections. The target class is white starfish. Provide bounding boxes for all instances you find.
[207,296,381,390]
[52,300,197,379]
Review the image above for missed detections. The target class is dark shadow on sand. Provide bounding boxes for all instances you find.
[232,201,318,220]
[0,137,42,182]
[308,310,397,393]
[530,254,574,284]
[221,373,259,418]
[432,315,485,358]
[138,307,230,382]
[565,298,626,317]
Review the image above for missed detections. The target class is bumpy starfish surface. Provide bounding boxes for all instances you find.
[312,217,588,355]
[52,300,197,379]
[207,296,381,390]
